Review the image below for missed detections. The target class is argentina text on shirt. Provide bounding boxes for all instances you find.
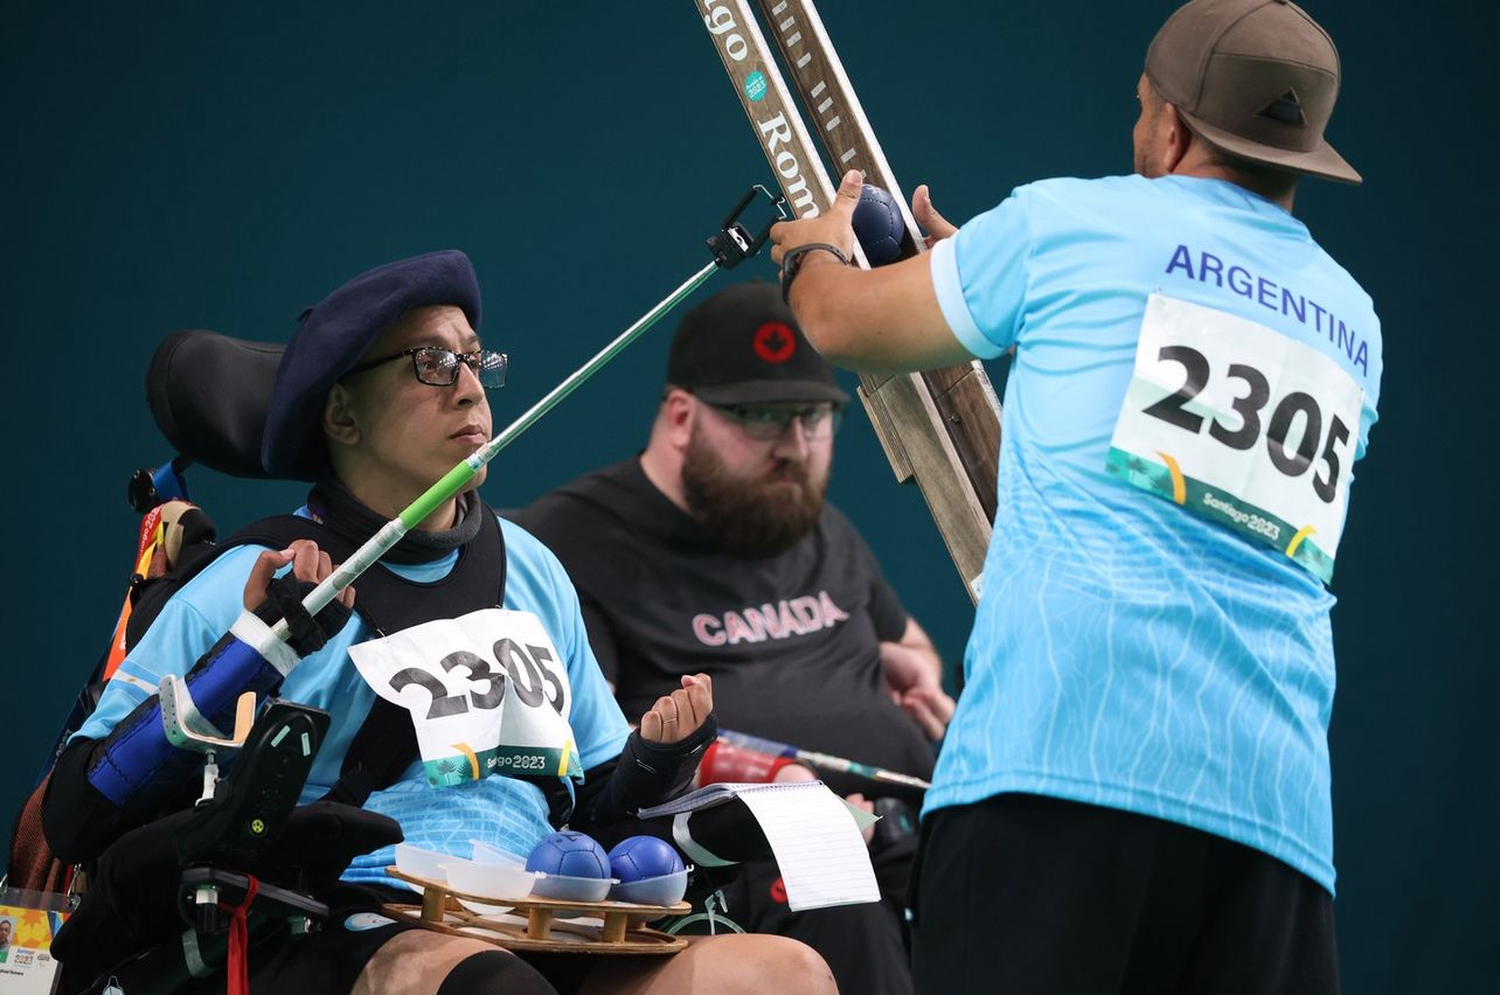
[1163,243,1372,381]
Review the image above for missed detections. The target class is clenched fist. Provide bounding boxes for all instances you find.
[640,673,713,746]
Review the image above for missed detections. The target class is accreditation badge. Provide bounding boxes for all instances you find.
[0,885,72,995]
[1105,294,1364,583]
[348,608,581,787]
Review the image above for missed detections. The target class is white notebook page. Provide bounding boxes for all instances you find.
[732,783,881,911]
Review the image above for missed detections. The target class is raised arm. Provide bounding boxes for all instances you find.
[770,170,973,375]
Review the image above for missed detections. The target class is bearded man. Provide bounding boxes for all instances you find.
[515,281,951,995]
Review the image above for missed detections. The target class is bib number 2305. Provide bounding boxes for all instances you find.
[1106,294,1364,583]
[389,639,565,720]
[349,608,580,786]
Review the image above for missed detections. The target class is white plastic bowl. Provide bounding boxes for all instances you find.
[395,843,453,882]
[470,840,528,866]
[610,868,689,907]
[443,856,541,901]
[530,872,617,903]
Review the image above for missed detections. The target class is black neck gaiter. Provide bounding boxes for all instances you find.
[306,477,482,565]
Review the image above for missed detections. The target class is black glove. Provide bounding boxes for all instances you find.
[579,714,717,829]
[253,573,353,657]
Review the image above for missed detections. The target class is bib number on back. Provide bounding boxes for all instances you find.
[349,608,581,787]
[1105,294,1363,583]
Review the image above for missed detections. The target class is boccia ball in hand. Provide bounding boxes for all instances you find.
[852,184,907,265]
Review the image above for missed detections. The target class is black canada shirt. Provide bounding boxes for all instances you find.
[513,458,936,793]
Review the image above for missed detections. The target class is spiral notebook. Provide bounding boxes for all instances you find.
[640,781,880,911]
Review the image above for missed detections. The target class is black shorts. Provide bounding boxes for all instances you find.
[157,886,590,995]
[909,794,1339,995]
[716,855,915,995]
[167,914,422,995]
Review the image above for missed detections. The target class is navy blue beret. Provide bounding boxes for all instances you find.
[261,250,482,480]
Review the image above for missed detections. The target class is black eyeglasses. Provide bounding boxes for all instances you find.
[345,347,509,388]
[709,403,843,441]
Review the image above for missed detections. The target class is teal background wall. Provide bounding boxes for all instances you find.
[3,2,1493,988]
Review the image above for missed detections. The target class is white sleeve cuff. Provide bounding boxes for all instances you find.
[929,236,1000,360]
[230,609,302,677]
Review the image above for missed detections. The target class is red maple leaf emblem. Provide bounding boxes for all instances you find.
[753,322,796,363]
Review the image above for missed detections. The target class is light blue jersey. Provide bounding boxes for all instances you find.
[77,513,631,889]
[925,175,1382,892]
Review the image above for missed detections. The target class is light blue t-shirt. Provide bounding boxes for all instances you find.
[925,175,1382,893]
[77,513,631,889]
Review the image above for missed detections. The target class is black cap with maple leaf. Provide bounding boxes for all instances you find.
[666,282,851,406]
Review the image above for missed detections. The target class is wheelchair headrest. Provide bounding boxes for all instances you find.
[146,330,284,479]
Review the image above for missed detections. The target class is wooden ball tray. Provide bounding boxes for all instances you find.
[382,867,690,955]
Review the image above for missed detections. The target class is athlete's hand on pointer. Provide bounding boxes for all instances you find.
[640,673,713,746]
[243,539,355,613]
[768,168,863,269]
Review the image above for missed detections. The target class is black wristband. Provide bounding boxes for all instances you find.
[586,713,719,826]
[780,242,850,304]
[254,573,353,657]
[630,711,718,772]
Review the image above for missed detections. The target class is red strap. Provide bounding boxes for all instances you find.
[218,875,259,995]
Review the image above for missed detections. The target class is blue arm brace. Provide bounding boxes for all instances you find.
[87,626,289,812]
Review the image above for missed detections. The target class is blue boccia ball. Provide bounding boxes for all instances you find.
[607,836,685,884]
[852,184,907,266]
[525,830,610,880]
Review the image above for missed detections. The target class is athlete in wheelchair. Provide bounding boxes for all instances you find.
[19,251,837,995]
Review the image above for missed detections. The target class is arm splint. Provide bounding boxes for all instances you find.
[87,610,299,812]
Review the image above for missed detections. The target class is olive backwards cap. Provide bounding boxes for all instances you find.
[1146,0,1360,184]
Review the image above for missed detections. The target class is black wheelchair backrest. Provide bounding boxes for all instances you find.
[147,330,284,479]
